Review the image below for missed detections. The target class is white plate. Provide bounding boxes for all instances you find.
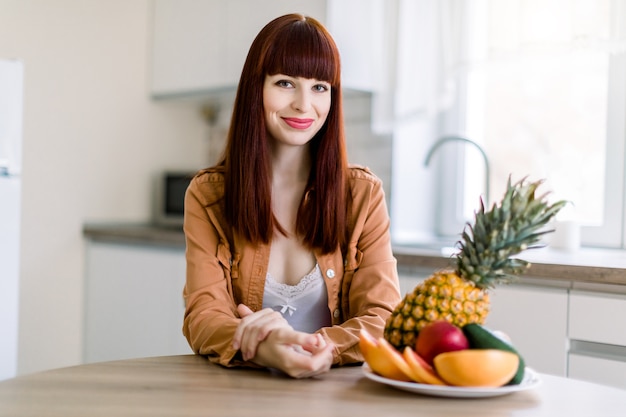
[362,363,542,398]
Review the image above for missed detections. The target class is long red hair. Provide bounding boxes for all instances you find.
[221,14,348,254]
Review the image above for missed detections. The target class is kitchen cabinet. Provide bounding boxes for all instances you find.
[569,351,626,390]
[150,0,384,97]
[485,284,569,377]
[569,290,626,346]
[568,290,626,389]
[83,240,191,363]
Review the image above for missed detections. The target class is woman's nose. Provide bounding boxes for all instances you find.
[292,90,312,112]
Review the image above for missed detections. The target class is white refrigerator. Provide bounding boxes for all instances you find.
[0,59,23,380]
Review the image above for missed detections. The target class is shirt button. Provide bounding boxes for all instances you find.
[333,309,340,318]
[326,268,335,278]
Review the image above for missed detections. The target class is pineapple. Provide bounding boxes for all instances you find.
[385,177,567,351]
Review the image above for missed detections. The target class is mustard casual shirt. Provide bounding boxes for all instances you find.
[182,165,401,367]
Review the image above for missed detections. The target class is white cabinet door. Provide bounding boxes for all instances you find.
[84,241,192,363]
[569,353,626,390]
[326,0,385,92]
[151,0,227,96]
[569,291,626,346]
[151,0,328,97]
[485,285,569,376]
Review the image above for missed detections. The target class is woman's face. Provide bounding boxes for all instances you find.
[263,73,331,147]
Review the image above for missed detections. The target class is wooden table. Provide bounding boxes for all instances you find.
[1,354,625,416]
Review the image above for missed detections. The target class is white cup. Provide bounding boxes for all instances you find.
[550,220,580,252]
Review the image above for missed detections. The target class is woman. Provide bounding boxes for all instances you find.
[183,13,401,378]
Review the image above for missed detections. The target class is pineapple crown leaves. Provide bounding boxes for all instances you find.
[456,176,568,289]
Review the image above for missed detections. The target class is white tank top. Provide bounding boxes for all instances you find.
[262,264,332,333]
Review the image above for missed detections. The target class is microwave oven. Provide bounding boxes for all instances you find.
[153,171,196,228]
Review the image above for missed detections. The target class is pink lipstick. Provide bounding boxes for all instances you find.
[283,117,314,129]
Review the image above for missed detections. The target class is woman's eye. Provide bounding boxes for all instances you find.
[313,84,330,92]
[276,80,293,88]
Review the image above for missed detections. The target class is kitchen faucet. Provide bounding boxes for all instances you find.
[424,135,491,205]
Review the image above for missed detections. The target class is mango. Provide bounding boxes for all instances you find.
[433,349,519,387]
[359,329,412,381]
[462,323,526,385]
[402,347,447,385]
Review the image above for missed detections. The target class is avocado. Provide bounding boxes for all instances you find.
[462,323,526,385]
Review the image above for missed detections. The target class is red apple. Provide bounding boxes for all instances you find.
[416,320,469,366]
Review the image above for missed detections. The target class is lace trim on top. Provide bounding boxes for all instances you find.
[264,264,323,301]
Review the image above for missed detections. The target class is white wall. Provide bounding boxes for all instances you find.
[0,0,210,375]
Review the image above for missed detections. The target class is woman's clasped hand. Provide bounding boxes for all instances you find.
[233,304,335,378]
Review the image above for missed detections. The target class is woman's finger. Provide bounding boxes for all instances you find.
[286,342,335,378]
[231,304,251,350]
[269,328,324,354]
[237,303,254,317]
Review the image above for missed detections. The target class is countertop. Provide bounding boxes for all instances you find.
[393,245,626,289]
[83,222,186,247]
[83,223,626,289]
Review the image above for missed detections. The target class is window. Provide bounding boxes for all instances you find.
[390,0,626,249]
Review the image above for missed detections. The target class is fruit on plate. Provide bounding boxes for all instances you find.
[434,349,519,387]
[463,323,526,385]
[402,347,446,385]
[415,320,469,366]
[384,177,566,351]
[359,329,411,381]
